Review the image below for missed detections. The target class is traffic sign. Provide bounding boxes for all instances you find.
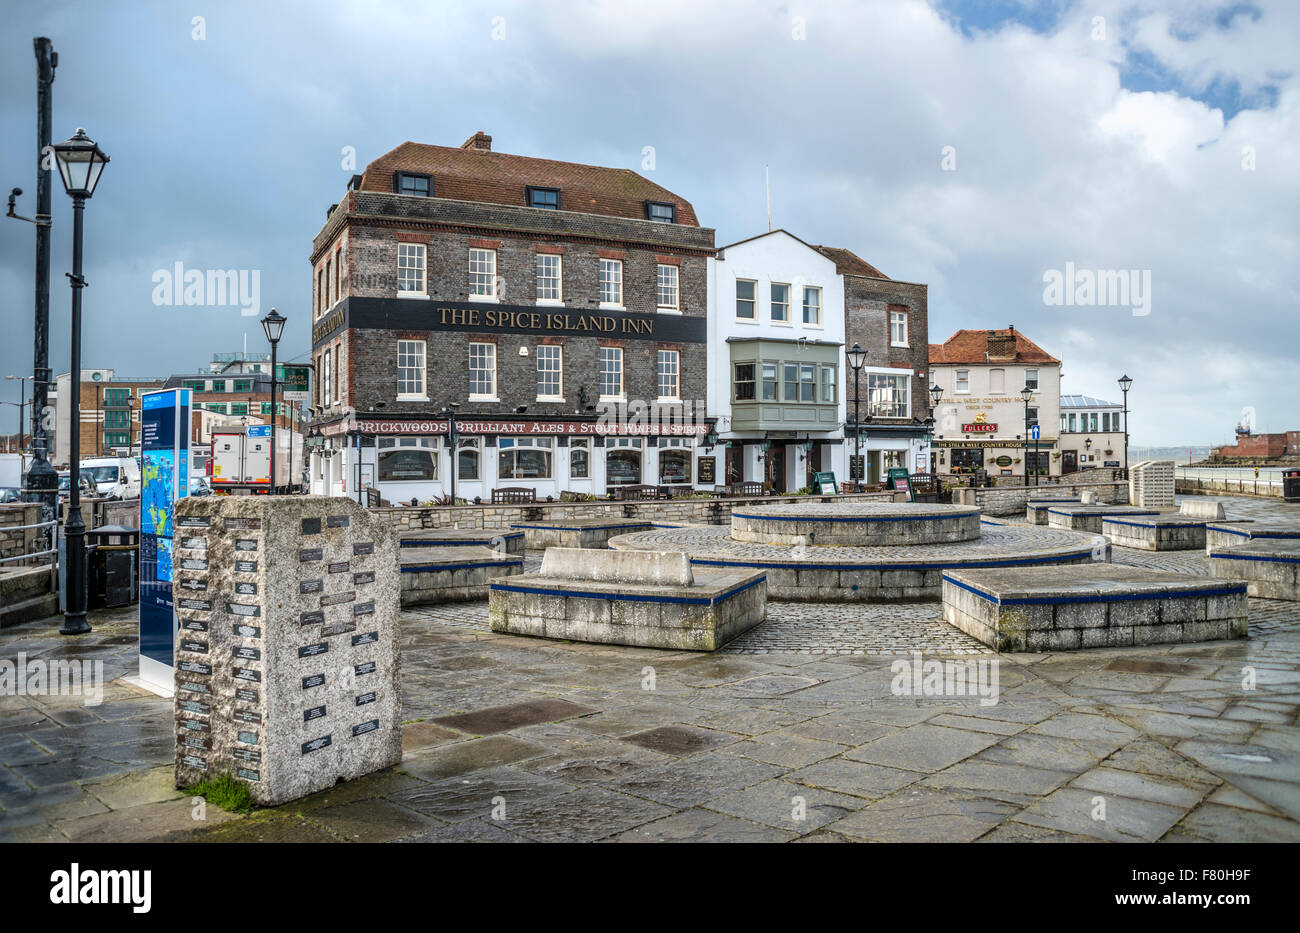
[1030,424,1041,441]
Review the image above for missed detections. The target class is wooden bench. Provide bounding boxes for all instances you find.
[730,482,764,498]
[491,487,536,504]
[614,484,660,501]
[909,473,942,503]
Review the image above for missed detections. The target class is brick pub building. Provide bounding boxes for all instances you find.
[307,133,715,502]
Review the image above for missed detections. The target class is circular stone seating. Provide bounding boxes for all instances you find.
[609,517,1106,602]
[730,502,981,547]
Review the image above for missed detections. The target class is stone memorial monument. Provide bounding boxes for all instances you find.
[172,495,402,806]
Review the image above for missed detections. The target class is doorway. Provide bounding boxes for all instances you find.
[725,445,743,485]
[764,446,784,492]
[1062,450,1077,474]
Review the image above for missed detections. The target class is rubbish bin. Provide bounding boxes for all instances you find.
[86,524,139,608]
[1284,469,1300,504]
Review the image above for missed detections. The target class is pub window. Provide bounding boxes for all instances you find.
[526,186,560,210]
[656,264,679,310]
[761,362,778,401]
[659,438,693,485]
[1068,413,1077,432]
[799,364,816,402]
[1025,368,1039,390]
[397,339,427,398]
[802,286,822,326]
[599,346,623,399]
[771,283,790,323]
[821,365,836,403]
[1027,407,1038,426]
[606,437,642,485]
[783,363,798,401]
[645,201,676,223]
[599,259,623,307]
[536,345,563,400]
[469,342,497,399]
[1089,412,1099,432]
[889,310,908,346]
[569,438,590,479]
[657,350,680,401]
[469,248,497,298]
[536,253,562,302]
[734,362,756,401]
[955,369,970,394]
[377,436,439,482]
[321,353,331,406]
[457,437,480,480]
[393,172,432,197]
[498,436,553,479]
[736,279,756,320]
[868,372,908,418]
[397,243,426,296]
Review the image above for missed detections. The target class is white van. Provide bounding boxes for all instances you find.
[81,457,142,499]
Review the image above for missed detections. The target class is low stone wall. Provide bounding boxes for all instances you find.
[400,546,524,606]
[1209,541,1300,600]
[370,491,897,533]
[1129,460,1176,508]
[954,481,1128,517]
[1102,516,1206,552]
[1176,478,1284,499]
[509,519,659,550]
[0,503,44,567]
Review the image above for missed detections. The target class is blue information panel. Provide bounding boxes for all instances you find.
[139,388,190,679]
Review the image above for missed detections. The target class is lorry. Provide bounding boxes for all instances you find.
[210,425,302,494]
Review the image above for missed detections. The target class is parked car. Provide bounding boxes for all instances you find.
[57,472,98,503]
[0,486,23,504]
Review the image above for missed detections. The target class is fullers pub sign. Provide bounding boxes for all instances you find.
[961,421,998,433]
[314,297,706,346]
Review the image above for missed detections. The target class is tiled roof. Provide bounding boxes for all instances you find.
[814,245,889,279]
[358,138,700,226]
[928,328,1060,364]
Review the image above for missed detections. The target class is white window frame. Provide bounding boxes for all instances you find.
[536,345,563,401]
[889,309,909,347]
[866,371,910,419]
[569,438,591,479]
[396,339,427,400]
[469,248,497,301]
[456,436,481,480]
[656,263,679,312]
[397,243,427,298]
[735,279,757,321]
[599,259,623,309]
[770,282,790,324]
[1025,368,1039,390]
[598,346,624,400]
[657,349,680,402]
[955,369,970,394]
[802,286,822,327]
[536,253,563,305]
[468,342,498,401]
[322,349,333,405]
[497,436,554,480]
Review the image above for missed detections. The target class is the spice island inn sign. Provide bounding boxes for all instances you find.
[313,297,707,346]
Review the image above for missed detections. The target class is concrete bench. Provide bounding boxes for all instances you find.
[399,528,525,555]
[942,564,1248,652]
[1208,539,1300,601]
[488,548,766,651]
[509,518,666,550]
[1204,521,1297,554]
[1179,499,1227,520]
[1047,506,1159,534]
[1102,515,1209,551]
[1025,498,1088,525]
[400,546,524,606]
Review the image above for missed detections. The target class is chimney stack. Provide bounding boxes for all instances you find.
[461,131,492,152]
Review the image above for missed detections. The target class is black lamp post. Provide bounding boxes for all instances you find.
[1118,374,1133,480]
[927,383,943,473]
[1020,384,1033,489]
[441,403,460,504]
[52,128,109,636]
[260,309,285,493]
[846,343,867,486]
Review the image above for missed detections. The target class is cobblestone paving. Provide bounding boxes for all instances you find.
[1,494,1297,844]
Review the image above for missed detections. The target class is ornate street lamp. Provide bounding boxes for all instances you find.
[1020,384,1033,488]
[846,343,868,487]
[261,309,285,494]
[1117,374,1133,480]
[927,383,943,474]
[51,128,109,636]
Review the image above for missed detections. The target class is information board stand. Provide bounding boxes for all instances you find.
[812,471,838,495]
[887,467,915,502]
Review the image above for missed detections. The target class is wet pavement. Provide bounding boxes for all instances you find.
[1,494,1298,843]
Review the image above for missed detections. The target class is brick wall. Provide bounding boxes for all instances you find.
[842,275,930,420]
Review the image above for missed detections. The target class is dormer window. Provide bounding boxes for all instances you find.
[393,172,432,197]
[645,200,676,223]
[526,186,560,210]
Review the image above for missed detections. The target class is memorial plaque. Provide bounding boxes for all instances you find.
[181,558,209,571]
[174,496,400,806]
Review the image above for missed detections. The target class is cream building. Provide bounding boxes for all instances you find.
[928,326,1062,479]
[1059,394,1127,473]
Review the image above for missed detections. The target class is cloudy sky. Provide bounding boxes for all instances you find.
[1,0,1295,446]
